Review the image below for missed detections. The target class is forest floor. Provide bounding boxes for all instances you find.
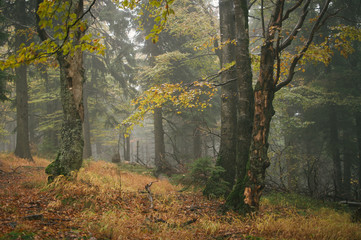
[0,153,361,240]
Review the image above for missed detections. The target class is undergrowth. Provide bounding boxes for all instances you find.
[1,153,360,240]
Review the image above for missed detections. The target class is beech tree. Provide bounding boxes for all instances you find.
[240,0,332,210]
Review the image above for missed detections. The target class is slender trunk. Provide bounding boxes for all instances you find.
[28,104,36,144]
[154,107,166,175]
[342,124,352,199]
[193,126,202,159]
[43,67,58,151]
[329,106,342,198]
[14,0,32,161]
[45,0,85,180]
[83,82,92,159]
[125,134,130,161]
[356,113,361,200]
[136,140,139,161]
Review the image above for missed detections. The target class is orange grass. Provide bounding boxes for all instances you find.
[0,153,49,170]
[1,154,361,240]
[52,160,361,240]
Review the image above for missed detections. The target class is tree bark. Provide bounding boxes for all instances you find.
[43,66,59,153]
[154,107,167,175]
[246,43,275,210]
[356,113,361,200]
[14,0,33,161]
[204,0,238,197]
[193,126,202,159]
[83,81,92,159]
[225,0,254,211]
[234,0,254,182]
[329,106,342,198]
[124,134,130,161]
[45,0,85,180]
[342,121,353,200]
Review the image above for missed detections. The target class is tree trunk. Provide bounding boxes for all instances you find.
[329,106,342,198]
[234,0,254,182]
[14,0,32,161]
[356,113,361,200]
[43,66,58,154]
[154,107,167,175]
[225,0,254,211]
[83,82,92,159]
[342,123,353,199]
[124,134,130,161]
[45,0,85,180]
[245,43,274,210]
[193,126,202,159]
[204,0,238,197]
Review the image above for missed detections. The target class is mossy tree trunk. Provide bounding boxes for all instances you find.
[45,0,85,180]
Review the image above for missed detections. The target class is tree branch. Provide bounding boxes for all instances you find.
[279,0,311,51]
[282,0,304,21]
[275,0,331,92]
[35,0,97,57]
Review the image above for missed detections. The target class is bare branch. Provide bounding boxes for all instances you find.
[275,0,331,92]
[248,0,257,10]
[279,0,311,51]
[145,181,158,209]
[282,0,305,21]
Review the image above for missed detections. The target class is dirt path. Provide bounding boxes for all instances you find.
[0,161,94,239]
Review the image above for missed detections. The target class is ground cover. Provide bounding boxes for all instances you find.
[0,153,360,239]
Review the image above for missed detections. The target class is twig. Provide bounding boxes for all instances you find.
[145,181,158,209]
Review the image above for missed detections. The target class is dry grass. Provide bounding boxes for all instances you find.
[1,154,361,240]
[0,153,49,190]
[253,207,360,240]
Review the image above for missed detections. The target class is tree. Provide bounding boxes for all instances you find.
[13,0,33,161]
[0,1,9,102]
[35,0,88,179]
[221,0,335,211]
[204,0,238,195]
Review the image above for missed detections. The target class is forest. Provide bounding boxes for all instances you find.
[0,0,361,239]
